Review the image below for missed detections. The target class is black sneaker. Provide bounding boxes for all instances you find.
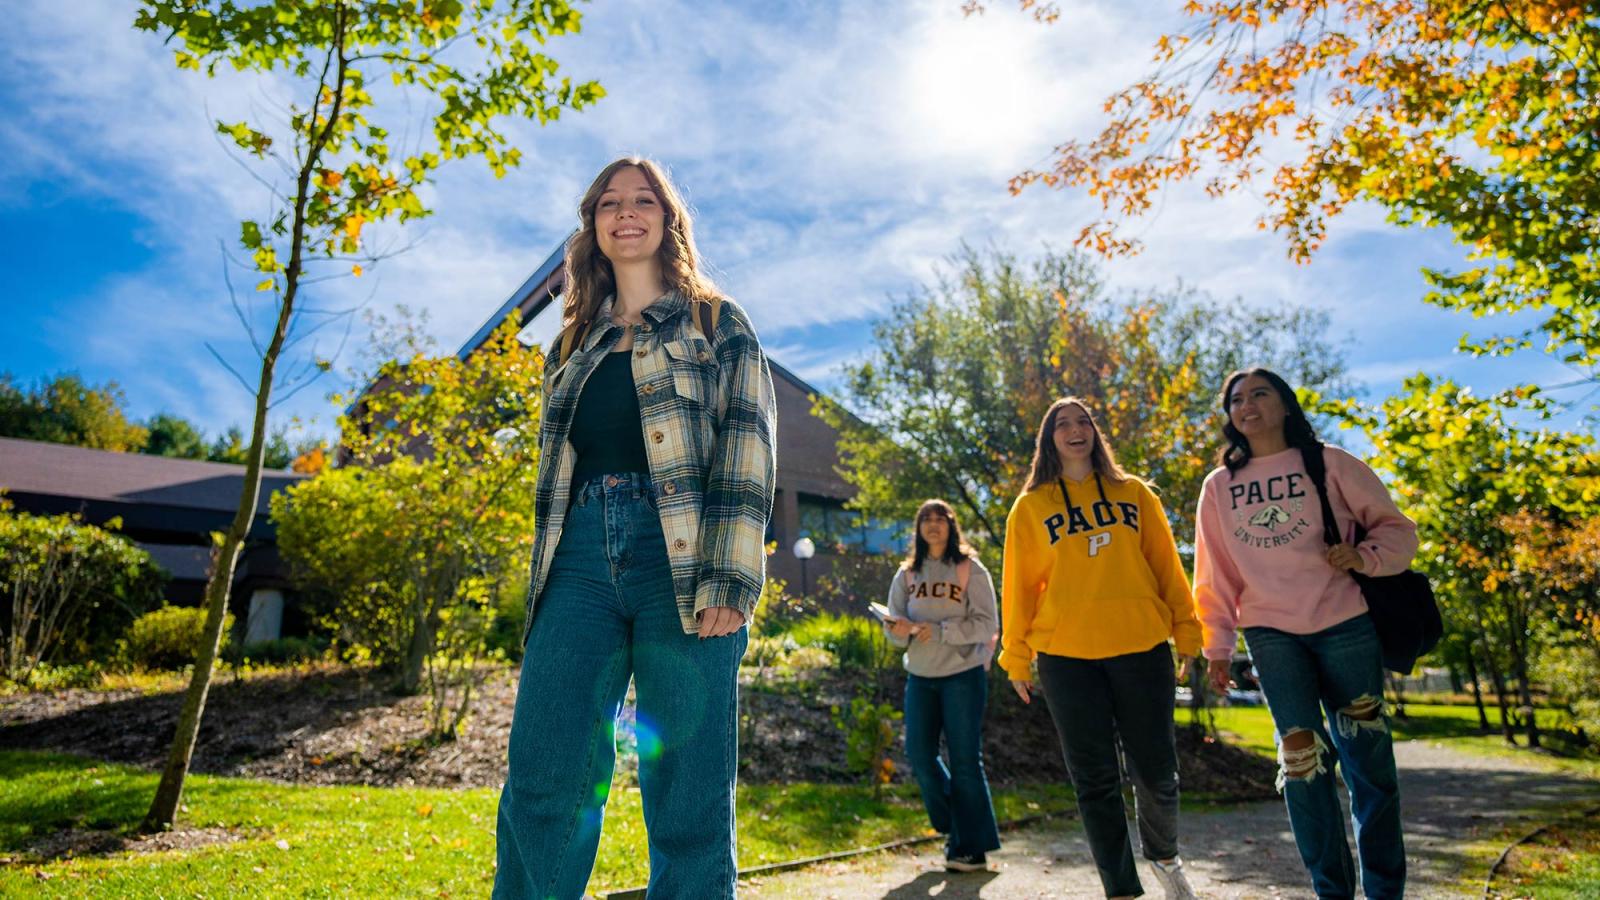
[945,852,987,872]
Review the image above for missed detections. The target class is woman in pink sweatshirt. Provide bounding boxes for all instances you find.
[1193,368,1417,900]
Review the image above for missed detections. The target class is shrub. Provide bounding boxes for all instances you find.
[0,502,167,682]
[749,576,811,637]
[783,611,897,672]
[745,635,790,668]
[124,606,233,671]
[234,636,331,666]
[484,576,529,662]
[831,692,902,792]
[779,645,836,672]
[6,661,104,692]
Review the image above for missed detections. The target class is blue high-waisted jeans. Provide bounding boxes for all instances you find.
[903,664,1001,859]
[1244,613,1404,899]
[494,473,748,900]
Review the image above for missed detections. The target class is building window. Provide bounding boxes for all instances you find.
[796,494,901,555]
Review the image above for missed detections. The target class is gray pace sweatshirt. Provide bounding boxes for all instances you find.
[882,556,999,678]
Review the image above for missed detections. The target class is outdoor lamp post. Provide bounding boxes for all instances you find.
[792,537,815,597]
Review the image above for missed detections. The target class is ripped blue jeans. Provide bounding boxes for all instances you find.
[1244,613,1404,899]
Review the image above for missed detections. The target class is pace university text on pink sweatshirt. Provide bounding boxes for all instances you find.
[1193,445,1419,661]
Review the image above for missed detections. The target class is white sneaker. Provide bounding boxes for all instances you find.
[1148,857,1198,900]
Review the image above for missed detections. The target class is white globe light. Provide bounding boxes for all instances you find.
[792,537,815,560]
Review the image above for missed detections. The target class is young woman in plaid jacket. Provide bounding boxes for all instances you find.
[495,157,776,900]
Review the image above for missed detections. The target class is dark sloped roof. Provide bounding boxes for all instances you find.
[139,542,214,581]
[0,437,306,516]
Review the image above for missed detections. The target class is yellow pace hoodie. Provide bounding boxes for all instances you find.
[998,471,1200,680]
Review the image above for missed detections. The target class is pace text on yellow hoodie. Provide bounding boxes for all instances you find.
[998,472,1200,681]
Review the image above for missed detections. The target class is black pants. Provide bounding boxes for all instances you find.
[1037,643,1180,898]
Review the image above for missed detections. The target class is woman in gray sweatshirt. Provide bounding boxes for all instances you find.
[881,499,1001,872]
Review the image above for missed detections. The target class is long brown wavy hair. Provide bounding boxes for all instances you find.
[1023,397,1134,491]
[561,156,721,332]
[905,499,973,573]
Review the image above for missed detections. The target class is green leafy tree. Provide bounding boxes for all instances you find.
[1317,376,1599,748]
[273,318,542,731]
[985,0,1600,383]
[204,425,250,465]
[816,247,1351,570]
[134,0,600,831]
[211,425,316,469]
[142,413,208,459]
[1510,511,1600,746]
[0,373,148,451]
[0,500,167,684]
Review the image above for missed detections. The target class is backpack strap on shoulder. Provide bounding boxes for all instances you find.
[693,295,723,344]
[956,558,972,593]
[557,319,592,367]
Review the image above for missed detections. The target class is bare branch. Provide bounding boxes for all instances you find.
[203,341,258,396]
[219,242,265,358]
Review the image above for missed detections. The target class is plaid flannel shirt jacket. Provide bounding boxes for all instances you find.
[521,290,777,643]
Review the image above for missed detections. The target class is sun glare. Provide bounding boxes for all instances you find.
[898,13,1060,170]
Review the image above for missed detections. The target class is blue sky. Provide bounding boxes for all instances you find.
[2,0,1591,446]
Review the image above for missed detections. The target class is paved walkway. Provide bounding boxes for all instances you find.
[739,740,1600,899]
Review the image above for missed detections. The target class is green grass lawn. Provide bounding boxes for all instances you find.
[4,704,1593,897]
[1184,702,1600,780]
[0,751,1072,897]
[1489,812,1600,899]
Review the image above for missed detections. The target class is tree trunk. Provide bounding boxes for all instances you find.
[1511,626,1541,749]
[141,6,349,834]
[1386,671,1408,720]
[1465,648,1490,733]
[1480,638,1517,745]
[402,605,432,695]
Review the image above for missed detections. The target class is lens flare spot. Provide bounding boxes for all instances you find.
[635,718,664,762]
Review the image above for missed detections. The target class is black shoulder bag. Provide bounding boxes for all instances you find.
[1300,445,1442,675]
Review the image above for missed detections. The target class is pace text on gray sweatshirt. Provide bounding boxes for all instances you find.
[882,556,998,678]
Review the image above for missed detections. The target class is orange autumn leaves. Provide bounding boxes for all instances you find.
[1009,0,1592,262]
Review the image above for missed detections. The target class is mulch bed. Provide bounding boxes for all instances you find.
[11,826,260,863]
[0,663,1277,801]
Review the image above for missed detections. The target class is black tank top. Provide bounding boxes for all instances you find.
[570,350,649,485]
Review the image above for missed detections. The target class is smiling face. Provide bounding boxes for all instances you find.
[1051,403,1097,466]
[1227,374,1289,441]
[593,165,665,265]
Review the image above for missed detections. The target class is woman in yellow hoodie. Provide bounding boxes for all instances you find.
[1001,397,1200,900]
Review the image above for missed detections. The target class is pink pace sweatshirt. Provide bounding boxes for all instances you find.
[1193,445,1419,661]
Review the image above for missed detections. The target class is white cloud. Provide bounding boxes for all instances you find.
[4,0,1570,440]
